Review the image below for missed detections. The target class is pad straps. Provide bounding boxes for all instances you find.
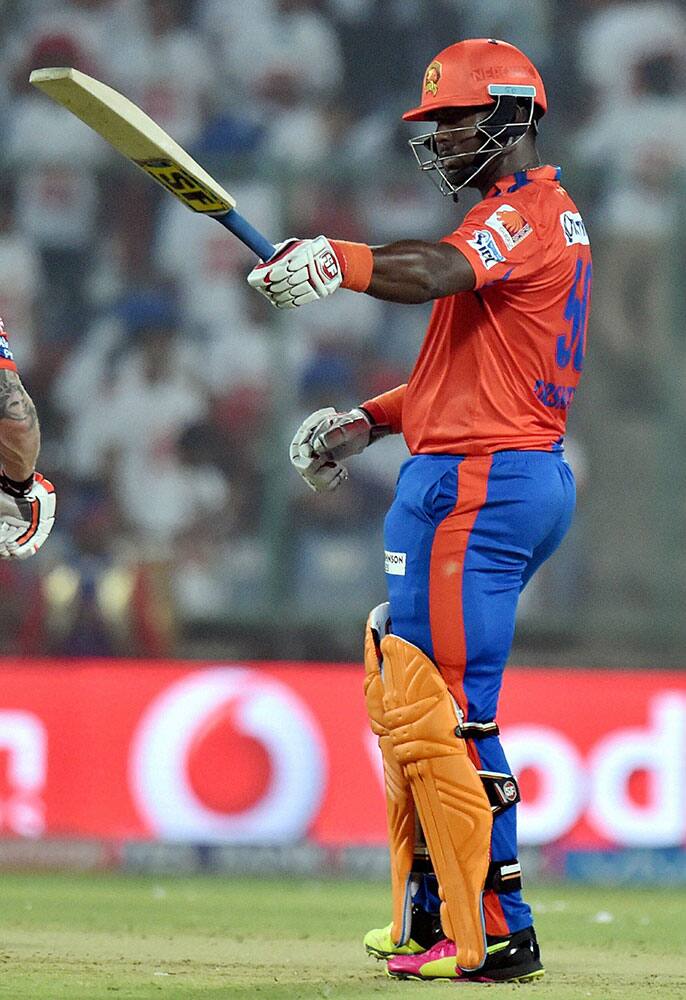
[486,858,523,894]
[455,720,500,739]
[454,717,520,817]
[478,770,521,816]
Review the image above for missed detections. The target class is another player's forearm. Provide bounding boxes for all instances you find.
[0,370,40,480]
[0,429,40,482]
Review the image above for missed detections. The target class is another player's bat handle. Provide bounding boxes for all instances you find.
[219,210,275,261]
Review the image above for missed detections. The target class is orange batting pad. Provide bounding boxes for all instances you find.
[381,633,492,971]
[364,608,416,946]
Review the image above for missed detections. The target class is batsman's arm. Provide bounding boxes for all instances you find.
[0,369,40,482]
[248,235,476,308]
[361,240,476,303]
[360,383,406,433]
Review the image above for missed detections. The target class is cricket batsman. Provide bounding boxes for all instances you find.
[248,38,591,983]
[0,317,55,560]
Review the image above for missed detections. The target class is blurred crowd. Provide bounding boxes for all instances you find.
[0,0,685,660]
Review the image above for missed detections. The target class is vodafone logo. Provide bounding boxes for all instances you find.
[503,692,686,847]
[0,710,47,838]
[129,668,327,842]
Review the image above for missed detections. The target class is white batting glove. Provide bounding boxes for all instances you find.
[247,236,343,309]
[0,472,56,559]
[290,406,390,493]
[290,407,348,493]
[309,408,375,461]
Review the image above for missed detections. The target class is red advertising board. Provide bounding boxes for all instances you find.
[0,659,684,848]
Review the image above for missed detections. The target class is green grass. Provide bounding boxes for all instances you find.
[0,872,683,998]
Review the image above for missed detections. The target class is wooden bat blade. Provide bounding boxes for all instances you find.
[29,66,237,216]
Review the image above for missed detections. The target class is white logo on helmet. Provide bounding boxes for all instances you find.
[129,668,327,843]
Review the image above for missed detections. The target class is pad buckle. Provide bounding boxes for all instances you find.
[485,858,522,894]
[454,720,500,740]
[478,770,521,816]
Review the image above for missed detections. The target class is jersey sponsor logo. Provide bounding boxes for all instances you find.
[533,379,576,410]
[485,204,533,249]
[384,550,406,576]
[466,229,505,270]
[560,211,589,246]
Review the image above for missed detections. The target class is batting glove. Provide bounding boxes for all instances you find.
[309,408,377,461]
[290,406,390,493]
[290,407,348,493]
[0,471,56,559]
[247,236,342,309]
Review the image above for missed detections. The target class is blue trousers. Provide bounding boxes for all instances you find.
[383,450,575,936]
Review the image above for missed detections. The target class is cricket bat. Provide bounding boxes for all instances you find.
[29,67,276,261]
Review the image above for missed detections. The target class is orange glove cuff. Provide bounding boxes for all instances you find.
[330,240,374,293]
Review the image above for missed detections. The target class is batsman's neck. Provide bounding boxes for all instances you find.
[476,136,541,197]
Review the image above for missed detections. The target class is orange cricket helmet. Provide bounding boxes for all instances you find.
[403,38,547,122]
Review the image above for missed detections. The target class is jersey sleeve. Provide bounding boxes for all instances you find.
[0,318,18,372]
[361,383,406,434]
[441,194,545,290]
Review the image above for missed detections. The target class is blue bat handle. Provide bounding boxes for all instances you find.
[218,209,276,261]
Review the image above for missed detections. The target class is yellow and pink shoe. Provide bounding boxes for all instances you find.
[386,926,545,983]
[363,922,426,959]
[364,905,445,960]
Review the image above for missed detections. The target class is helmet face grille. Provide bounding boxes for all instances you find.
[407,96,536,197]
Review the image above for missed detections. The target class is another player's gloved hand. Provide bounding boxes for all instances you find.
[0,471,56,559]
[247,236,342,309]
[290,406,389,493]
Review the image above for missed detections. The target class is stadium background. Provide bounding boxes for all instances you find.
[0,0,685,890]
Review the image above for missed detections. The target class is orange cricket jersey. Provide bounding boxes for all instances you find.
[364,166,592,454]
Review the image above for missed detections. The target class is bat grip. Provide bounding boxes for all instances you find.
[219,210,275,261]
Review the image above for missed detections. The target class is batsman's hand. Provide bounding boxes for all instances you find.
[290,406,383,493]
[0,472,56,559]
[247,236,342,309]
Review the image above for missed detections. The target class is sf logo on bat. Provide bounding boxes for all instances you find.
[136,158,230,213]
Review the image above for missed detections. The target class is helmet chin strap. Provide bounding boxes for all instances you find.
[477,94,533,142]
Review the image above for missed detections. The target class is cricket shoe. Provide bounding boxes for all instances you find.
[364,905,443,959]
[386,925,545,982]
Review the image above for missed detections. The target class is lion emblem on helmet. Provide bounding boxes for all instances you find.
[424,60,442,96]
